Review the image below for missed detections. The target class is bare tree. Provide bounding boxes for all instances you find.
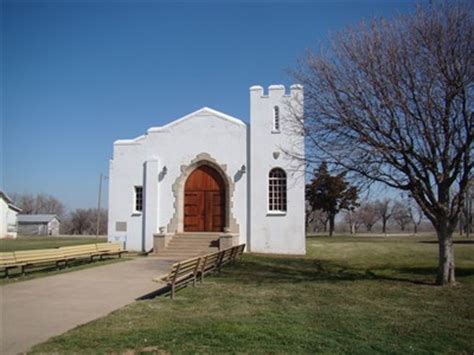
[392,200,412,232]
[292,3,473,285]
[407,198,425,234]
[11,193,66,217]
[352,211,364,233]
[356,202,380,232]
[343,209,363,234]
[374,198,393,234]
[343,209,355,234]
[306,206,329,233]
[63,208,107,235]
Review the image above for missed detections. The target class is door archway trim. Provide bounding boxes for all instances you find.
[167,153,239,234]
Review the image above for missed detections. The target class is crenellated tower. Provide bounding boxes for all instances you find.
[248,84,305,254]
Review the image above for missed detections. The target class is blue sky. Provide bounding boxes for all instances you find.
[2,0,417,211]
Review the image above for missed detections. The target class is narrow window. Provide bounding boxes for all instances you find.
[273,106,280,131]
[268,168,287,212]
[134,186,143,212]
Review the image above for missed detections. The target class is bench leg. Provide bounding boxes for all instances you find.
[171,283,175,300]
[5,268,9,278]
[21,265,25,276]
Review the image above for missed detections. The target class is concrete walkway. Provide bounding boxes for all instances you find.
[0,257,174,355]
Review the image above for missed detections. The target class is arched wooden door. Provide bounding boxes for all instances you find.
[184,165,225,232]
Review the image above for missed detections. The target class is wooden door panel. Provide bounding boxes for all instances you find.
[184,192,204,232]
[184,166,225,232]
[210,192,224,232]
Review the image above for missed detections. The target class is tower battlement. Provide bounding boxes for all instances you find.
[249,84,302,98]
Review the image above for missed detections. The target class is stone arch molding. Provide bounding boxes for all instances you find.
[167,153,239,234]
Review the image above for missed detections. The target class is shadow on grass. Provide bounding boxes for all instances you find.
[420,240,474,244]
[216,256,474,286]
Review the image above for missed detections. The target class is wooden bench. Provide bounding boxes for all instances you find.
[95,242,127,259]
[59,244,102,265]
[155,244,245,299]
[0,252,24,277]
[158,256,202,299]
[14,249,67,275]
[0,242,127,278]
[199,251,222,283]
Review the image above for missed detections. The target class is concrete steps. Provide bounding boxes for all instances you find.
[154,233,220,259]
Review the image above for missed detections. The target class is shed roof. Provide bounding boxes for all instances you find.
[18,214,60,223]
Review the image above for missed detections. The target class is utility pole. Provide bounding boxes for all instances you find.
[96,173,104,238]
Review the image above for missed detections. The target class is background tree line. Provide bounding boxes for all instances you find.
[10,193,108,235]
[305,164,432,235]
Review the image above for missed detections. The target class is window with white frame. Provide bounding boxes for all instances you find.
[268,168,287,212]
[134,186,143,212]
[273,106,280,132]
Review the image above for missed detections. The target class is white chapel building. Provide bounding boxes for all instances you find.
[107,84,305,255]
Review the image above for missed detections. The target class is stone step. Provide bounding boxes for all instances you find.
[173,236,220,240]
[167,240,217,245]
[176,233,221,236]
[167,241,215,245]
[154,233,221,259]
[167,239,218,244]
[167,247,216,251]
[172,237,219,241]
[163,248,217,253]
[155,252,218,258]
[156,247,219,253]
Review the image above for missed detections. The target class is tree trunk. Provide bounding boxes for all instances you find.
[414,224,418,234]
[436,227,455,285]
[329,214,335,237]
[382,218,387,234]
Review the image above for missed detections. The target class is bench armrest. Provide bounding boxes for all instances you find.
[152,274,170,283]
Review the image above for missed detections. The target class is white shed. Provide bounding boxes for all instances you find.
[0,190,22,239]
[17,214,61,236]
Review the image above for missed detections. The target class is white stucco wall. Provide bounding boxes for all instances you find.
[108,108,248,251]
[48,218,60,235]
[108,137,148,251]
[249,85,306,254]
[108,85,305,255]
[0,198,7,238]
[0,197,19,239]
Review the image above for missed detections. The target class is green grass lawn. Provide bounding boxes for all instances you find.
[32,235,474,354]
[0,235,107,252]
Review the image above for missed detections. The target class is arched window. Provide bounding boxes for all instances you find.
[268,168,287,212]
[273,106,280,132]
